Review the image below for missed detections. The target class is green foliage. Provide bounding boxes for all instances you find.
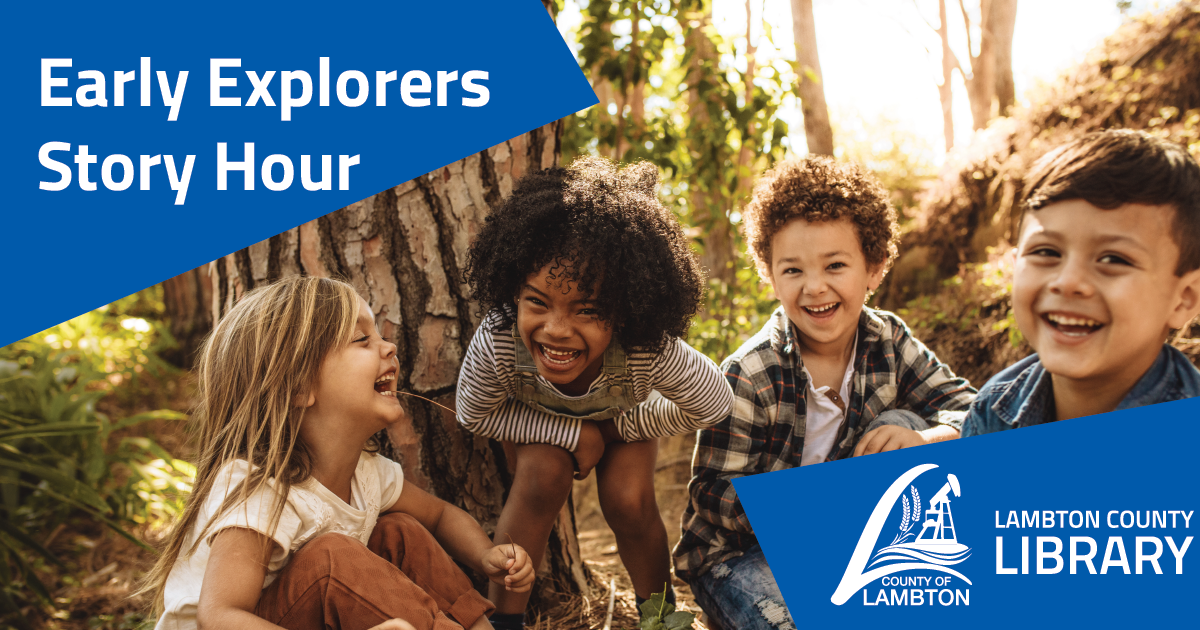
[0,288,191,627]
[689,264,777,363]
[562,0,795,363]
[637,587,694,630]
[897,249,1016,340]
[890,247,1031,387]
[832,108,938,218]
[86,612,151,630]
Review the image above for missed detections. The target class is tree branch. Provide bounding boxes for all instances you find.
[957,0,975,63]
[909,0,939,33]
[945,43,965,79]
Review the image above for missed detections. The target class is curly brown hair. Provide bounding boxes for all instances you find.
[464,156,705,355]
[743,155,899,280]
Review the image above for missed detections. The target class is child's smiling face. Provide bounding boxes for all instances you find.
[309,298,403,434]
[1014,199,1200,387]
[517,261,614,396]
[768,218,884,355]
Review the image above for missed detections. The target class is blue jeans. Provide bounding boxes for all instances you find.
[686,410,927,629]
[864,408,927,434]
[687,544,796,630]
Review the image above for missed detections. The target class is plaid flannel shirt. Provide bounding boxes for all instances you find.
[672,306,977,580]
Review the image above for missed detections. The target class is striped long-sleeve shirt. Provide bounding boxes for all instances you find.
[456,311,734,451]
[672,306,977,581]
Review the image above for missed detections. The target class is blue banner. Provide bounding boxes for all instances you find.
[0,0,596,346]
[736,398,1198,627]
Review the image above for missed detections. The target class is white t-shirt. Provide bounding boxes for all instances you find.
[155,451,405,630]
[799,355,856,466]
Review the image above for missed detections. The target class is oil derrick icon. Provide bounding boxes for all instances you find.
[910,474,964,552]
[878,472,970,559]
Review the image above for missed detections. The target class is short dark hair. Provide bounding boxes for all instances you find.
[1022,129,1200,274]
[464,156,705,355]
[743,155,899,279]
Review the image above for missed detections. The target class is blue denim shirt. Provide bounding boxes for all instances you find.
[962,344,1200,436]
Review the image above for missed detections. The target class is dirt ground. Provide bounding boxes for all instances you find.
[550,431,712,630]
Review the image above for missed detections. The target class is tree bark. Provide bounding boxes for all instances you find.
[990,0,1018,115]
[962,0,996,130]
[737,0,758,175]
[160,267,213,369]
[614,1,641,161]
[684,5,737,288]
[937,0,957,151]
[207,121,592,609]
[790,0,833,155]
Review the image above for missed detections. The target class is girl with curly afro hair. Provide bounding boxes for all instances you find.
[456,156,733,628]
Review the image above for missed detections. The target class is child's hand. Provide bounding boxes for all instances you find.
[572,420,606,480]
[854,425,928,456]
[481,542,535,592]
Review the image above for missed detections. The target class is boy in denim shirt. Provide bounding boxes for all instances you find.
[674,156,976,630]
[963,130,1200,436]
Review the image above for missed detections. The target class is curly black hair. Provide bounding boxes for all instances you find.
[464,156,705,355]
[743,155,899,280]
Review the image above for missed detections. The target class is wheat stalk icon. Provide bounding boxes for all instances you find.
[891,486,920,544]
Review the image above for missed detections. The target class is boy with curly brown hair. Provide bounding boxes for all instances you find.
[673,155,975,630]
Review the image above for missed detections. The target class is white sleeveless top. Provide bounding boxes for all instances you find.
[155,451,405,630]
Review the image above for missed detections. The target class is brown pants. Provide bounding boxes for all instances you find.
[255,513,494,630]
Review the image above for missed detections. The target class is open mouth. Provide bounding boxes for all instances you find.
[1043,313,1105,338]
[537,343,582,368]
[803,302,840,318]
[374,371,397,397]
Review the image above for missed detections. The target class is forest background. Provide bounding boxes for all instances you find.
[2,0,1199,628]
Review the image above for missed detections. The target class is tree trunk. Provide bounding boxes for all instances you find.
[737,0,758,175]
[790,0,833,155]
[990,0,1018,115]
[963,0,996,130]
[160,267,213,369]
[207,121,592,609]
[937,0,957,151]
[614,1,641,161]
[684,5,737,289]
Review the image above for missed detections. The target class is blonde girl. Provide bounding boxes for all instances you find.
[140,276,533,630]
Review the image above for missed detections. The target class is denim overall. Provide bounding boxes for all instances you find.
[510,325,637,419]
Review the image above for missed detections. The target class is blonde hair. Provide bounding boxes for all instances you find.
[138,275,362,614]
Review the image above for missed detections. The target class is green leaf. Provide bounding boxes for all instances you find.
[0,454,109,511]
[92,510,156,554]
[0,517,63,567]
[0,421,101,442]
[0,536,53,604]
[110,409,187,432]
[34,487,154,554]
[0,587,36,630]
[664,610,696,630]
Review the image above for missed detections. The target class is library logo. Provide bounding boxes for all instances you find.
[831,463,973,606]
